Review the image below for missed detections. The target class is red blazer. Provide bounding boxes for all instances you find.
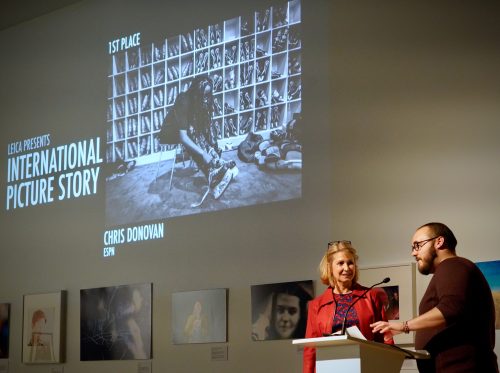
[303,284,393,373]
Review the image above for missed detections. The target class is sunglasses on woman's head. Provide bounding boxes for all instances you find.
[328,240,351,247]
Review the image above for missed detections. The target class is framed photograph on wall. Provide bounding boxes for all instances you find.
[0,303,10,359]
[359,263,416,344]
[251,280,314,341]
[476,260,500,329]
[171,288,227,344]
[80,283,152,360]
[22,291,66,363]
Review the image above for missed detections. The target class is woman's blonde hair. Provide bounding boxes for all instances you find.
[319,241,359,288]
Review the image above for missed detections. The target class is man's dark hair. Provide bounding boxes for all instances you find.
[419,222,457,252]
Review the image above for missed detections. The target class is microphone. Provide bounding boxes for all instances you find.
[339,277,390,335]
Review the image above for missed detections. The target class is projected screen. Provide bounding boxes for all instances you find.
[4,0,307,255]
[105,0,303,227]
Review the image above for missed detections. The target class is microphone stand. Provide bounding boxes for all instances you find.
[340,277,390,335]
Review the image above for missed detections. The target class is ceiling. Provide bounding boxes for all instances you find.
[0,0,82,31]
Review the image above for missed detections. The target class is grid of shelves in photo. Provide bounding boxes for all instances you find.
[106,0,302,164]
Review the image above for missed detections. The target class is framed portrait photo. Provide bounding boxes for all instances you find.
[251,280,314,341]
[22,291,66,364]
[359,263,416,344]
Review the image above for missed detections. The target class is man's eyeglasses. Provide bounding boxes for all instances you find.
[411,236,439,252]
[328,240,351,247]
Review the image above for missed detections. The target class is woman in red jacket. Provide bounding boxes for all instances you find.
[303,240,393,373]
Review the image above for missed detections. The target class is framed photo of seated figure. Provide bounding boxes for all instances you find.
[171,288,228,344]
[22,291,66,364]
[359,263,416,344]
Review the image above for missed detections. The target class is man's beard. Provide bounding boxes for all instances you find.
[417,253,436,275]
[418,261,432,275]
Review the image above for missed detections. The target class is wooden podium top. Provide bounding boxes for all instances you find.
[293,335,430,360]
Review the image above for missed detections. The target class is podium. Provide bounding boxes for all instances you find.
[293,335,429,373]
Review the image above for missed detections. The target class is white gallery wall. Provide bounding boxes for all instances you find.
[0,0,499,372]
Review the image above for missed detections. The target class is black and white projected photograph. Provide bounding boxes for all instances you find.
[251,280,313,341]
[171,288,227,344]
[80,283,152,361]
[105,0,303,227]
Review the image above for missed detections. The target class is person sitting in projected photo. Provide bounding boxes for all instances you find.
[159,74,237,200]
[303,240,393,373]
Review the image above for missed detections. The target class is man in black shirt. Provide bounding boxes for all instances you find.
[371,222,498,373]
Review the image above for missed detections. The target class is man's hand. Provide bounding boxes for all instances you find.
[370,321,404,340]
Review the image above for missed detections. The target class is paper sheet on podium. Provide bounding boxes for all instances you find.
[327,325,366,340]
[346,325,366,340]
